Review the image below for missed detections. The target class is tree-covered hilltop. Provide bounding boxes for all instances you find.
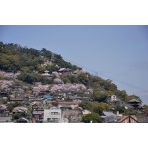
[0,42,141,103]
[0,42,78,73]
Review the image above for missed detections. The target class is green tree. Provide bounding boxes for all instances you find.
[82,113,103,123]
[62,77,71,83]
[77,73,89,86]
[115,90,128,102]
[141,105,148,116]
[12,112,29,121]
[93,102,109,115]
[20,67,31,73]
[92,89,108,102]
[114,105,125,114]
[79,101,92,111]
[67,75,79,83]
[18,73,42,84]
[7,102,23,112]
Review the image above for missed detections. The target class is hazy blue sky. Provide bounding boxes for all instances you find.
[0,25,148,104]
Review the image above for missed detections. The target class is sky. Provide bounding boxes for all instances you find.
[0,25,148,104]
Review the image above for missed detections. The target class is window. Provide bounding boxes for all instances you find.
[47,118,59,122]
[47,118,52,121]
[51,112,59,115]
[53,118,59,122]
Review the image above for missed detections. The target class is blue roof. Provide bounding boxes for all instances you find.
[43,94,53,100]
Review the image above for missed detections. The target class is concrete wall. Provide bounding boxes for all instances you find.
[43,108,62,123]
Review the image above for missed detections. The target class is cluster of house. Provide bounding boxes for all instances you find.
[0,68,146,123]
[0,93,89,123]
[41,68,82,78]
[0,88,144,123]
[0,84,90,123]
[24,95,91,123]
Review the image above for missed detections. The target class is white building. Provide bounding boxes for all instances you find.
[111,95,117,101]
[43,107,62,123]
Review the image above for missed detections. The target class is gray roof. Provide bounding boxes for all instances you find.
[33,110,43,115]
[0,116,12,122]
[0,104,7,110]
[103,111,116,117]
[138,117,148,123]
[128,99,140,103]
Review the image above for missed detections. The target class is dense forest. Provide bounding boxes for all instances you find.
[0,42,78,72]
[0,42,141,103]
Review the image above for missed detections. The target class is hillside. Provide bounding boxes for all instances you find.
[0,42,141,103]
[1,42,148,123]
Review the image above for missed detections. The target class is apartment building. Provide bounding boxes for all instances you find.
[43,107,61,123]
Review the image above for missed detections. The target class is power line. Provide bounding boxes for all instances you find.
[63,57,148,93]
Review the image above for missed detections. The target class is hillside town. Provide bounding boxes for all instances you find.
[0,68,148,123]
[0,42,148,123]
